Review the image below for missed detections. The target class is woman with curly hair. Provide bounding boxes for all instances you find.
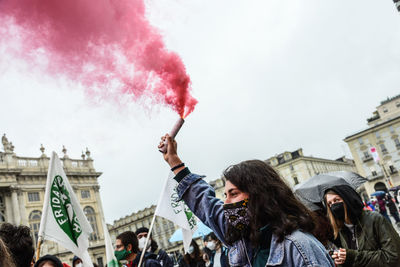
[159,135,334,267]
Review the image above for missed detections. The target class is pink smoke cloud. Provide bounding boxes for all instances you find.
[0,0,197,117]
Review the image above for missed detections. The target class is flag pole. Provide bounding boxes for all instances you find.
[36,238,43,261]
[137,212,157,267]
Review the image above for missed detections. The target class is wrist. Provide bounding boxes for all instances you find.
[167,156,182,167]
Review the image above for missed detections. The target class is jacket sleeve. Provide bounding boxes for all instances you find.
[344,214,400,267]
[175,172,227,244]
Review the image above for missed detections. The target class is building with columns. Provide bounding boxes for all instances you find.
[0,134,106,266]
[344,94,400,196]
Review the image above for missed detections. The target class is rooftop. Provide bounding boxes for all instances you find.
[381,94,400,105]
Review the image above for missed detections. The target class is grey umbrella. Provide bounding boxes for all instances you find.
[293,171,367,211]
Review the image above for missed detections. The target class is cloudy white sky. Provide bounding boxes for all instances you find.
[1,0,400,224]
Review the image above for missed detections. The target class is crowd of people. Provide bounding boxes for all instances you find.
[2,134,400,267]
[157,134,400,267]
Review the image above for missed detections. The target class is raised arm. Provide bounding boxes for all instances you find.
[159,135,226,243]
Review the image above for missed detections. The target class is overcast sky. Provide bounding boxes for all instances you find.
[1,0,400,224]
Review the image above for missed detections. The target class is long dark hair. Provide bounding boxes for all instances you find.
[183,240,203,264]
[223,160,315,245]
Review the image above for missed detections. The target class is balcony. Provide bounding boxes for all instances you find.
[362,155,373,162]
[381,149,388,155]
[366,172,384,181]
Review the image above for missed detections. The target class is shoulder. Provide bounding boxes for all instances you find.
[360,210,385,225]
[282,230,334,266]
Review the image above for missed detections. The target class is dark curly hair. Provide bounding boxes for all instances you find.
[116,231,139,254]
[0,223,34,267]
[223,160,315,245]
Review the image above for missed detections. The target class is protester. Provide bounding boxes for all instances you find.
[386,194,400,225]
[0,223,34,267]
[178,240,205,267]
[34,255,63,267]
[375,195,391,222]
[0,237,16,267]
[135,227,173,267]
[324,185,400,266]
[72,256,82,267]
[159,135,334,267]
[203,233,229,267]
[201,236,212,264]
[114,231,161,267]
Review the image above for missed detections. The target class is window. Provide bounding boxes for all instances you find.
[390,165,396,174]
[383,107,388,113]
[84,206,99,241]
[363,151,369,158]
[395,138,400,149]
[358,138,364,145]
[29,210,42,245]
[28,192,40,202]
[289,164,294,171]
[97,257,104,267]
[293,177,299,185]
[397,102,400,108]
[81,190,91,199]
[389,126,395,133]
[380,143,388,154]
[375,131,380,138]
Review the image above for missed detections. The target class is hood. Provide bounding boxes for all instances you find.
[325,185,364,223]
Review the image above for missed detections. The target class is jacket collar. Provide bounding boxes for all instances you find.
[266,234,284,266]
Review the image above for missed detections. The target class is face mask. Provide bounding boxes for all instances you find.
[223,199,250,245]
[206,241,216,251]
[224,199,250,231]
[187,246,194,254]
[114,249,131,261]
[330,202,345,221]
[75,264,83,267]
[138,237,151,251]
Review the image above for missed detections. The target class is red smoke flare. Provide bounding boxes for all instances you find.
[0,0,197,117]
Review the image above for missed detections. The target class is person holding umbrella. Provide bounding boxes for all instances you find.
[159,135,334,267]
[324,185,400,266]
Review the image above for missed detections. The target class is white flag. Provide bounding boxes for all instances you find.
[370,147,380,163]
[154,172,197,253]
[38,152,93,267]
[102,218,119,267]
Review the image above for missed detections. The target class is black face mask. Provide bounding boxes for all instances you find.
[330,202,345,221]
[223,199,250,245]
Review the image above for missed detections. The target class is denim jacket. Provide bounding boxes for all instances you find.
[176,172,335,267]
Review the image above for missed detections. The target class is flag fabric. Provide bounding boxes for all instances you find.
[394,0,400,12]
[154,172,197,253]
[38,152,94,267]
[102,218,119,267]
[370,147,380,163]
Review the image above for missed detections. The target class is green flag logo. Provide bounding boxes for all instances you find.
[50,175,82,245]
[170,186,197,230]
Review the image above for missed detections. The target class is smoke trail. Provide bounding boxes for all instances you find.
[0,0,197,117]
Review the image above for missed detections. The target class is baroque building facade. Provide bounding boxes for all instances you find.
[265,148,357,187]
[0,135,106,266]
[344,94,400,196]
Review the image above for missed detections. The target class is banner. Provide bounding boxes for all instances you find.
[154,172,197,253]
[102,218,119,267]
[38,152,93,267]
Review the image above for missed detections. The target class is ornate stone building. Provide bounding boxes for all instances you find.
[109,205,179,253]
[344,94,400,196]
[265,148,357,187]
[0,134,106,266]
